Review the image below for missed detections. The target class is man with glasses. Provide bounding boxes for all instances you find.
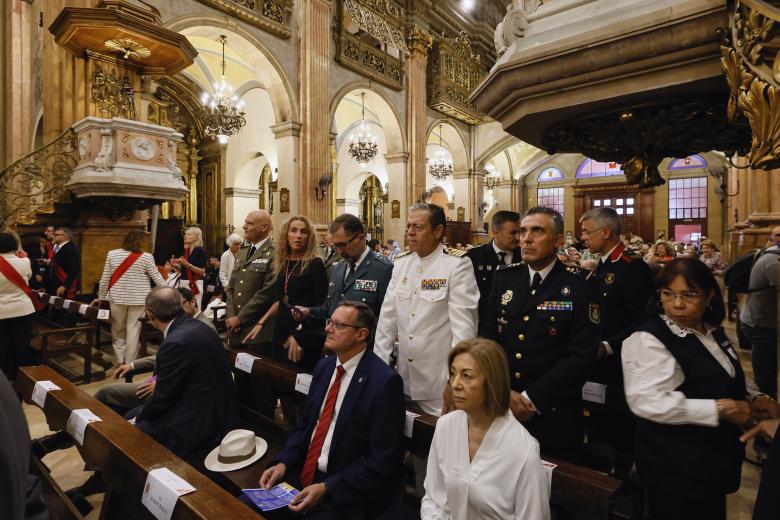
[296,214,392,336]
[48,227,80,298]
[374,202,479,416]
[259,301,405,518]
[579,207,654,458]
[480,206,599,458]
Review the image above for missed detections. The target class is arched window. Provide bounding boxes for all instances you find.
[668,155,707,170]
[537,167,565,182]
[575,158,623,178]
[537,187,564,216]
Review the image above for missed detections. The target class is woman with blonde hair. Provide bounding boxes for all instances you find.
[422,338,550,520]
[171,227,207,307]
[244,216,327,368]
[93,230,165,363]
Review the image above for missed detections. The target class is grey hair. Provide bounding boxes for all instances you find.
[579,207,622,237]
[523,207,563,236]
[145,287,183,322]
[225,233,243,247]
[55,227,73,240]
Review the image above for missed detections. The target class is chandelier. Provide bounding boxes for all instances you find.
[428,124,453,181]
[348,92,378,164]
[483,163,501,190]
[200,35,246,145]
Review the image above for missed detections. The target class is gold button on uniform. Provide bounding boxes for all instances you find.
[408,335,414,340]
[550,316,556,322]
[522,315,529,321]
[240,280,244,284]
[242,269,246,272]
[237,292,242,297]
[408,357,414,362]
[518,334,525,341]
[515,352,522,360]
[603,292,607,297]
[411,312,416,317]
[514,372,522,380]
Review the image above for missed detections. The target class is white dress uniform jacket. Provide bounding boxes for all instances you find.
[374,244,479,404]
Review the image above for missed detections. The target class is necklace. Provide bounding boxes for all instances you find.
[283,259,300,301]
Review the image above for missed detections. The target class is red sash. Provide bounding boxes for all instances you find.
[0,255,44,311]
[46,241,54,260]
[108,251,142,290]
[53,263,78,298]
[183,248,201,295]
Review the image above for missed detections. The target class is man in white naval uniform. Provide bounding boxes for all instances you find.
[374,202,479,416]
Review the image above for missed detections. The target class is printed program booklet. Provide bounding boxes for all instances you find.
[241,483,300,511]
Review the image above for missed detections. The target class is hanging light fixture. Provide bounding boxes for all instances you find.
[348,92,379,164]
[200,35,246,145]
[483,162,501,190]
[428,124,453,181]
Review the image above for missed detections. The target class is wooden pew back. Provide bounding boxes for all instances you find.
[18,366,262,519]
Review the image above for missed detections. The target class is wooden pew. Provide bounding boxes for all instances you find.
[30,455,83,520]
[223,347,624,520]
[17,365,263,519]
[32,292,111,383]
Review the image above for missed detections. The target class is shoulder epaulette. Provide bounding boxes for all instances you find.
[497,262,524,271]
[620,253,639,263]
[372,253,393,266]
[564,265,582,274]
[394,250,412,259]
[444,246,467,258]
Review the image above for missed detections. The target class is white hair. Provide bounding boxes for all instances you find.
[225,233,243,247]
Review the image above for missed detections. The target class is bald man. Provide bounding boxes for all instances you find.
[225,210,278,348]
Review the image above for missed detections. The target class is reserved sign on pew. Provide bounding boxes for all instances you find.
[235,352,259,373]
[294,373,312,395]
[65,409,101,445]
[31,380,60,408]
[141,467,195,520]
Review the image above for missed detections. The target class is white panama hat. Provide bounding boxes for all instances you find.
[204,429,267,472]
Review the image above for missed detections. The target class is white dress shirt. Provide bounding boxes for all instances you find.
[492,241,512,265]
[528,260,556,287]
[622,315,747,427]
[421,410,551,520]
[219,249,237,287]
[313,348,366,472]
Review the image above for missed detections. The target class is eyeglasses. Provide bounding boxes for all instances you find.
[580,226,605,237]
[332,234,361,249]
[325,318,363,331]
[659,289,704,303]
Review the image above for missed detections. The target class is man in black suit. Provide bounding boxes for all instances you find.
[466,210,521,323]
[48,227,80,298]
[580,207,654,455]
[130,287,239,459]
[259,301,405,519]
[480,207,599,458]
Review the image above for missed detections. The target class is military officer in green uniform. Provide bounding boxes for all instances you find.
[480,206,599,458]
[225,209,278,349]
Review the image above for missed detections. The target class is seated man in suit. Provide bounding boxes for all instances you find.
[259,301,405,519]
[95,287,217,416]
[129,287,239,459]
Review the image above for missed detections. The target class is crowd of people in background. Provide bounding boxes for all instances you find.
[2,209,779,520]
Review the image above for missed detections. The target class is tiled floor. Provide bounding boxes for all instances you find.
[23,323,763,519]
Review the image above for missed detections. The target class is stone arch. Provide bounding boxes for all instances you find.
[330,82,406,154]
[426,119,469,172]
[165,16,298,125]
[476,133,517,170]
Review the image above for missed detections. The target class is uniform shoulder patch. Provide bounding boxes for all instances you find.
[373,253,393,267]
[443,246,467,258]
[564,265,582,274]
[497,262,524,271]
[394,250,412,260]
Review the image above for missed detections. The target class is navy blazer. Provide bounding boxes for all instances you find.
[275,350,404,518]
[136,314,239,458]
[310,252,393,324]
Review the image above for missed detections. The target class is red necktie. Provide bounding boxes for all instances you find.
[300,365,346,487]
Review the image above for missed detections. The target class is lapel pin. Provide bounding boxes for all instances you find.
[358,377,364,383]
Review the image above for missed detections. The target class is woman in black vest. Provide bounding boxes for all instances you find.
[622,257,752,520]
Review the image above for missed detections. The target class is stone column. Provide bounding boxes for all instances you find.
[405,25,433,207]
[385,152,408,243]
[272,122,302,228]
[225,187,261,231]
[298,0,332,226]
[452,169,471,221]
[469,169,488,243]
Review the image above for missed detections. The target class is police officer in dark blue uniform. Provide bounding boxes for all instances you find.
[296,214,392,341]
[480,207,599,458]
[466,210,521,324]
[580,207,654,457]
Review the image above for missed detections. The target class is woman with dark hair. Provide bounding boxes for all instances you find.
[622,257,759,520]
[94,230,165,363]
[0,230,37,380]
[243,216,327,368]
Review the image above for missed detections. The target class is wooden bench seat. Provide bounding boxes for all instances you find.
[17,365,263,519]
[223,347,624,520]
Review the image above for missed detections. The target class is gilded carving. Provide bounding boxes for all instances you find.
[457,206,465,222]
[280,187,290,213]
[391,199,400,219]
[334,22,404,90]
[193,0,292,39]
[92,66,137,119]
[407,25,433,60]
[427,32,484,125]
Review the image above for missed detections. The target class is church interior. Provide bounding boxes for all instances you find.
[2,0,779,519]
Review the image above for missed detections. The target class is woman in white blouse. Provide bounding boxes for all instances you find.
[218,233,242,288]
[422,338,550,520]
[622,257,765,520]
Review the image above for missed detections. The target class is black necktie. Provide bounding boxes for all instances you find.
[530,272,542,294]
[497,251,507,265]
[346,261,356,281]
[248,245,256,258]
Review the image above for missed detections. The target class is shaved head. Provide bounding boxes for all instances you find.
[244,210,272,243]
